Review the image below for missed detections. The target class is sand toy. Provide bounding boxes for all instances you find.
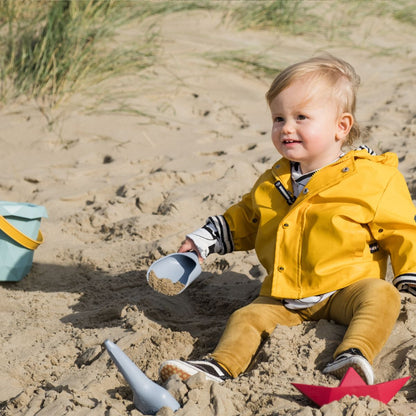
[147,251,201,295]
[104,339,180,414]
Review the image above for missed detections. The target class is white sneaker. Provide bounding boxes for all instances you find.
[159,358,232,383]
[322,348,374,385]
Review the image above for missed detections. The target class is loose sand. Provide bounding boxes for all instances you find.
[147,270,185,296]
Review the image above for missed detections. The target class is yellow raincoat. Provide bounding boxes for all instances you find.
[223,150,416,299]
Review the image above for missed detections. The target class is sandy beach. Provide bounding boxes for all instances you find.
[1,3,416,415]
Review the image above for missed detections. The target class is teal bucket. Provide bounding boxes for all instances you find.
[0,201,48,282]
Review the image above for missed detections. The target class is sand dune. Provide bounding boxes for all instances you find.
[1,5,416,415]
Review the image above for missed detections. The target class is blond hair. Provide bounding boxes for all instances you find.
[266,54,360,145]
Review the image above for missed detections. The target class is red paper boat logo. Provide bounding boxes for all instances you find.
[292,368,410,407]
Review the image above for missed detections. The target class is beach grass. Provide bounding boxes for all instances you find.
[205,50,281,80]
[206,0,416,77]
[393,2,416,26]
[0,0,216,105]
[0,0,153,104]
[228,0,416,35]
[1,0,414,106]
[130,0,218,18]
[227,0,318,34]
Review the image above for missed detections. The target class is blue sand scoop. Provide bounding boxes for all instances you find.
[104,339,180,414]
[146,252,201,294]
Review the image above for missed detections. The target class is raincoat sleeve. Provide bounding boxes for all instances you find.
[186,215,234,258]
[186,172,266,257]
[369,170,416,290]
[223,190,260,252]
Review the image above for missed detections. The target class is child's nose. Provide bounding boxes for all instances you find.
[282,120,295,134]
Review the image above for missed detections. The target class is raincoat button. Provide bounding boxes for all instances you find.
[303,188,309,194]
[342,167,349,172]
[283,223,289,228]
[278,266,284,271]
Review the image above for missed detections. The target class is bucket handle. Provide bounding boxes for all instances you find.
[0,215,44,250]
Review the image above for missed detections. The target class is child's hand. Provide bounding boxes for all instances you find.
[178,238,204,264]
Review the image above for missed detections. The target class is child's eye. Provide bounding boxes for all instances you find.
[274,116,284,123]
[297,114,307,120]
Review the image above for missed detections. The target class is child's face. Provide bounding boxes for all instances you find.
[269,78,352,173]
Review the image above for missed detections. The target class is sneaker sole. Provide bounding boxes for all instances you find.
[323,356,374,385]
[159,360,224,383]
[329,362,368,382]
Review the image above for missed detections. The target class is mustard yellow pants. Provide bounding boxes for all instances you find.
[210,278,401,378]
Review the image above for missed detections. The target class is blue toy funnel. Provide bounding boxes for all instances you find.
[104,340,180,414]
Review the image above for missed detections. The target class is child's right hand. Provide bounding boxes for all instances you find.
[178,237,204,264]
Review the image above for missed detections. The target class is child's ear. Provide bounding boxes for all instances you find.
[336,113,353,141]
